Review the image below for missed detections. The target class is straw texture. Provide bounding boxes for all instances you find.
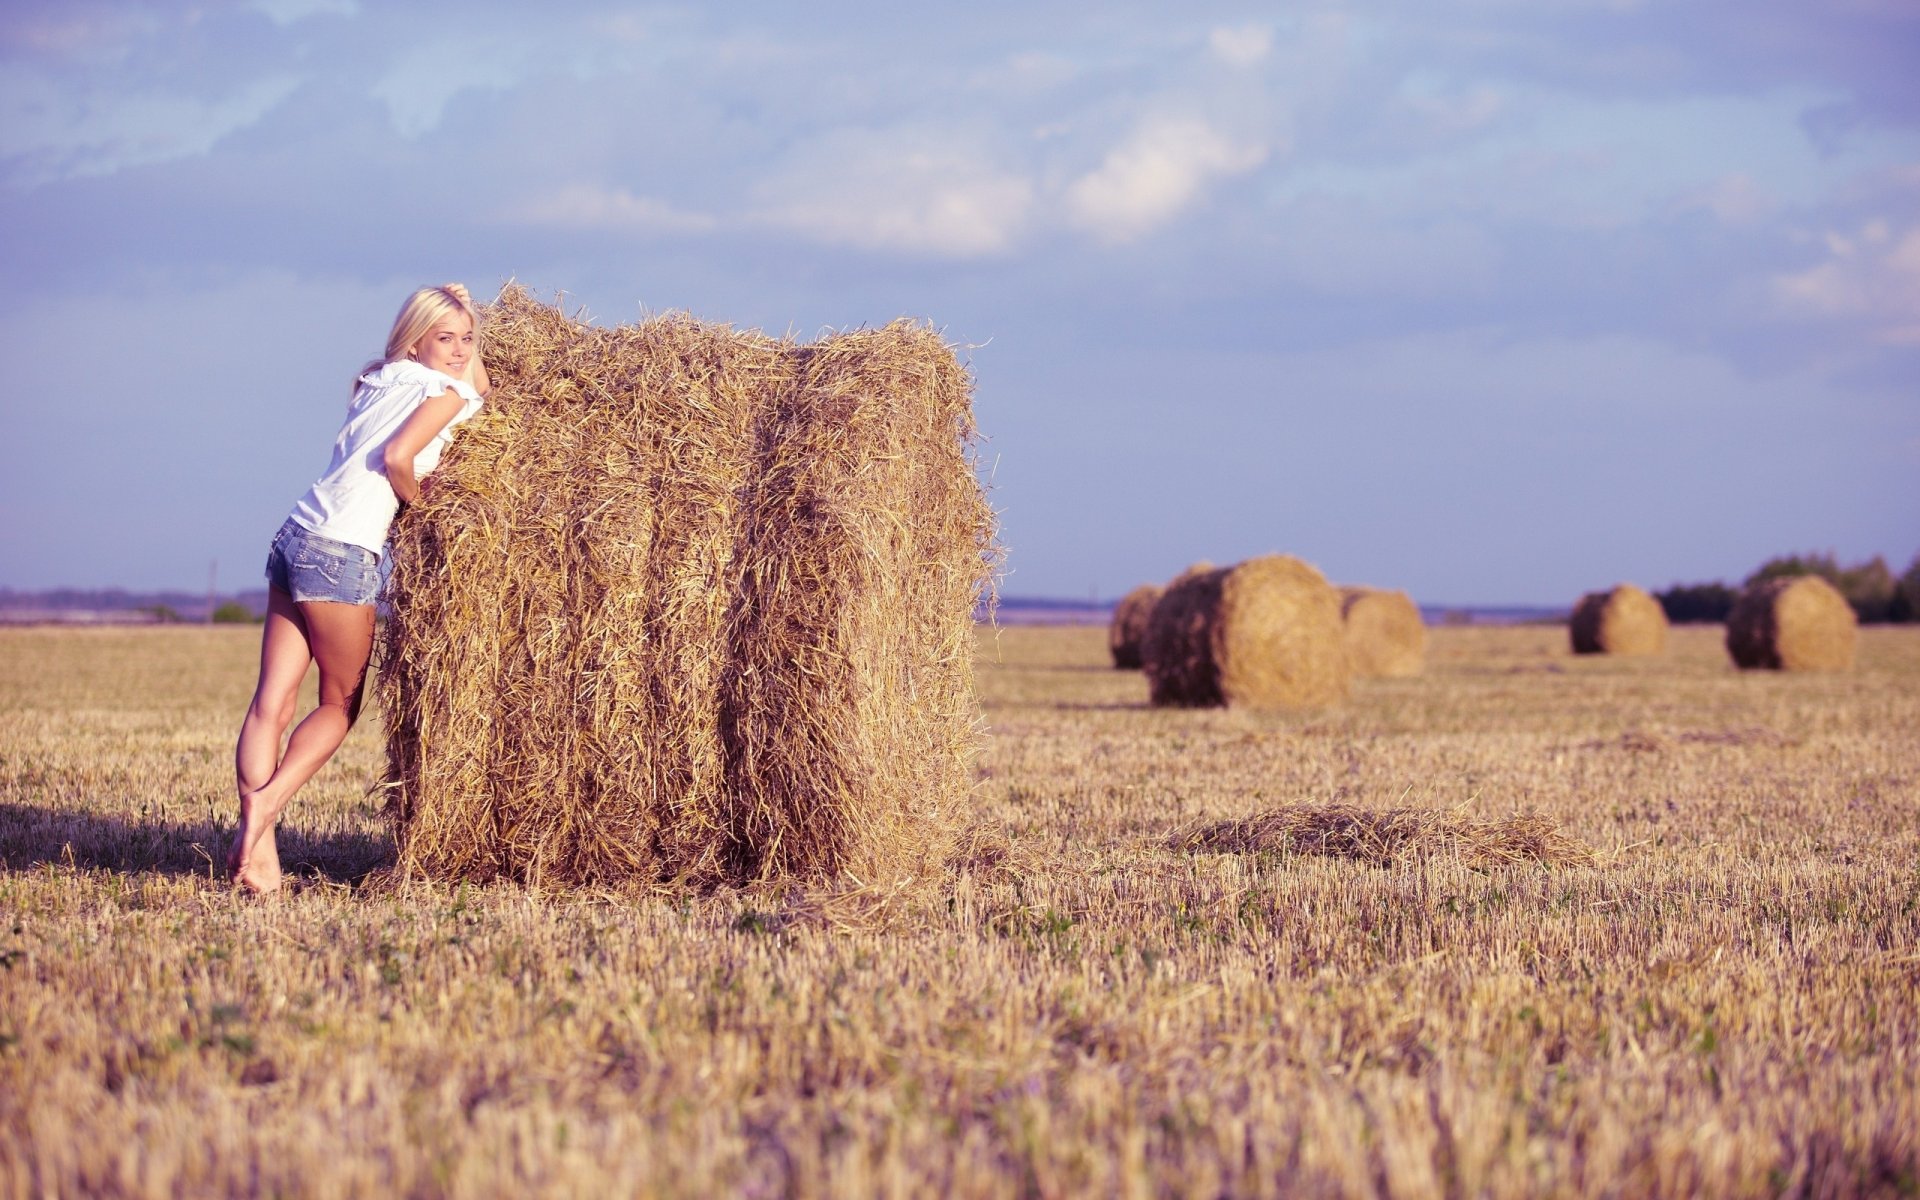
[377,285,996,889]
[1140,555,1350,710]
[1569,583,1667,656]
[1726,575,1857,672]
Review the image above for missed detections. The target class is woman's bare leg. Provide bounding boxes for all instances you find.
[230,587,311,886]
[233,599,375,893]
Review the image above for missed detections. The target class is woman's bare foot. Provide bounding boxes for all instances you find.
[235,827,284,895]
[231,787,289,894]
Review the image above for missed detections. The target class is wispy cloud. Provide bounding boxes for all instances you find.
[1775,217,1920,343]
[1208,25,1273,68]
[752,129,1035,258]
[0,70,302,186]
[369,36,542,138]
[1064,115,1267,243]
[251,0,358,27]
[499,184,716,234]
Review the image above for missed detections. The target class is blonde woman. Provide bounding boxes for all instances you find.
[229,284,491,893]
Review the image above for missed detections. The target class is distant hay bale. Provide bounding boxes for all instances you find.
[1175,804,1594,868]
[1338,587,1427,678]
[1140,555,1349,709]
[1726,575,1857,671]
[1108,584,1162,669]
[1569,583,1667,656]
[377,285,997,889]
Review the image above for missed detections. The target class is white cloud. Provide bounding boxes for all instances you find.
[1774,218,1920,344]
[500,184,716,234]
[0,71,302,185]
[752,132,1034,258]
[1064,115,1267,243]
[1208,25,1273,68]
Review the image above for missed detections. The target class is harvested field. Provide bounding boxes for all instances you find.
[3,623,1918,1197]
[1176,803,1593,868]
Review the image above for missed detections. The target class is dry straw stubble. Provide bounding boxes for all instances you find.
[378,285,996,890]
[1338,586,1427,678]
[1569,582,1668,656]
[1141,554,1350,709]
[1177,803,1595,868]
[1108,584,1162,669]
[1726,574,1858,671]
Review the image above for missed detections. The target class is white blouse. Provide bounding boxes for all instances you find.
[286,359,483,556]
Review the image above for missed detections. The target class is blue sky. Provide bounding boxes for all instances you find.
[1,0,1915,604]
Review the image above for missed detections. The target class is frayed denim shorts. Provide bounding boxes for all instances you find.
[264,518,382,606]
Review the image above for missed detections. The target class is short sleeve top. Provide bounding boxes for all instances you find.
[285,359,483,556]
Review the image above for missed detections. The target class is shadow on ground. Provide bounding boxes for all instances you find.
[0,801,390,885]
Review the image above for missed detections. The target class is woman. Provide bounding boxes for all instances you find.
[229,284,491,893]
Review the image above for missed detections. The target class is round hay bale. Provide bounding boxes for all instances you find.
[1726,575,1857,671]
[1141,555,1350,709]
[1339,587,1427,678]
[1108,584,1162,669]
[1568,583,1667,656]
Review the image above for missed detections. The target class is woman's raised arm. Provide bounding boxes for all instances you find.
[382,390,469,504]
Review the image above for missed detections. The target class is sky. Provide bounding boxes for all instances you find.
[0,0,1916,606]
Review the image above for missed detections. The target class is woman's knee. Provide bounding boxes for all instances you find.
[249,689,299,733]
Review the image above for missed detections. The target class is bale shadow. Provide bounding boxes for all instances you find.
[0,801,390,885]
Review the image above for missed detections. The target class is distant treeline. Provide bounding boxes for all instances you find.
[1659,553,1920,624]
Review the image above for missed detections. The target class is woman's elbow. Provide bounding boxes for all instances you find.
[382,444,412,475]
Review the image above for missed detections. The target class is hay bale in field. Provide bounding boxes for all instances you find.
[1140,555,1349,709]
[1175,804,1594,868]
[1725,575,1857,671]
[1338,586,1427,678]
[1568,583,1667,656]
[1108,584,1162,669]
[377,285,997,889]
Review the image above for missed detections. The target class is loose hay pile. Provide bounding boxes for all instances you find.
[1339,587,1427,678]
[1141,555,1349,709]
[1569,583,1667,656]
[1176,804,1595,868]
[1108,584,1162,669]
[1726,575,1857,671]
[377,285,997,889]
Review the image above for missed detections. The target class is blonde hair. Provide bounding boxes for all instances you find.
[355,283,482,391]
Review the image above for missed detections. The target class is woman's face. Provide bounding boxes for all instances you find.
[409,311,475,377]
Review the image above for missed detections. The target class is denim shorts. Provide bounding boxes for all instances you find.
[264,518,382,605]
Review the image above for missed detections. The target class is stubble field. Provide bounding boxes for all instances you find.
[1,622,1916,1198]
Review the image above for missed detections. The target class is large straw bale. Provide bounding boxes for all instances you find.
[1569,583,1667,656]
[1338,586,1427,678]
[1140,555,1349,709]
[377,285,996,889]
[1725,575,1857,671]
[1108,584,1162,669]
